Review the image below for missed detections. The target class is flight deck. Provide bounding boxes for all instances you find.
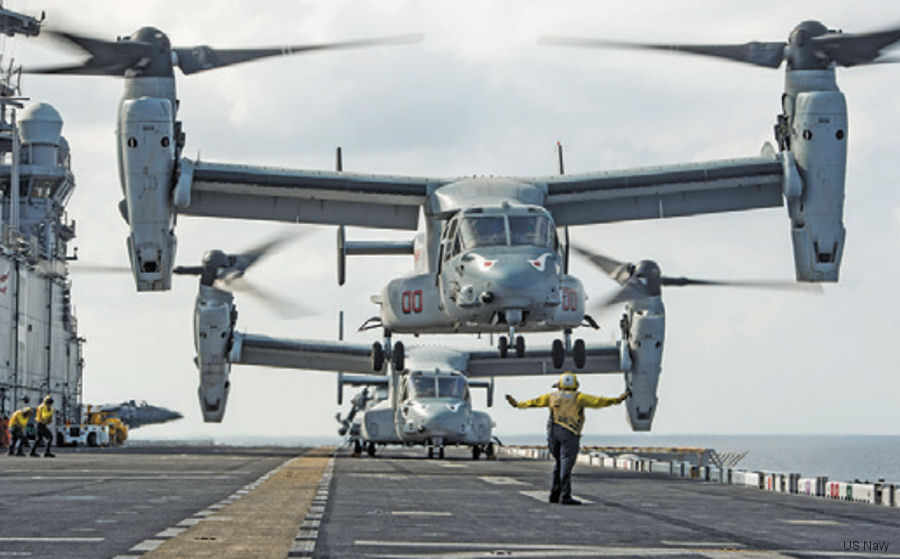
[1,444,898,558]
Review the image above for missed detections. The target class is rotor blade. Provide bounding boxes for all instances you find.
[174,33,424,75]
[230,231,305,274]
[813,24,900,67]
[539,36,786,68]
[68,263,132,274]
[28,30,154,75]
[660,276,824,292]
[213,276,314,318]
[173,265,204,276]
[570,245,633,285]
[592,279,654,309]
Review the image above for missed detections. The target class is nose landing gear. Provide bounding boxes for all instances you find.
[497,328,526,358]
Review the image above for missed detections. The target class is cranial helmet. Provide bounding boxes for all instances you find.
[23,406,33,415]
[44,395,54,405]
[557,372,579,390]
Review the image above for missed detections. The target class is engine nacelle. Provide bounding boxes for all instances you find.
[622,297,665,431]
[194,285,235,422]
[783,71,847,282]
[119,97,177,291]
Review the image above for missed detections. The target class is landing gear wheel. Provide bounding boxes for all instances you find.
[515,335,525,358]
[427,446,434,459]
[472,446,481,460]
[392,341,405,371]
[366,442,376,457]
[551,339,565,369]
[485,443,495,459]
[498,336,508,358]
[372,342,384,371]
[572,339,586,369]
[438,446,445,459]
[353,439,362,455]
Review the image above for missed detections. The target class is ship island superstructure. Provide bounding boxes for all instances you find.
[0,7,83,423]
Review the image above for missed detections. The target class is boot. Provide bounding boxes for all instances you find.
[44,451,55,458]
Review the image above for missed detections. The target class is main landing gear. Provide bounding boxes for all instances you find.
[551,328,586,370]
[471,442,495,460]
[372,329,405,371]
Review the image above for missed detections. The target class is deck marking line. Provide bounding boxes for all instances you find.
[154,528,186,538]
[661,540,745,547]
[391,510,453,516]
[0,537,104,543]
[352,540,900,558]
[478,476,528,485]
[782,519,845,526]
[518,490,594,504]
[288,453,336,558]
[129,539,164,552]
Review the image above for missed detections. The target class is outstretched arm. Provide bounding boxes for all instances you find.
[506,393,551,409]
[578,391,629,409]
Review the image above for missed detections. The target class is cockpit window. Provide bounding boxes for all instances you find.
[509,215,554,248]
[411,376,436,398]
[437,377,466,399]
[458,216,507,249]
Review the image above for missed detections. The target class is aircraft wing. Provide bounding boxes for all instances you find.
[231,332,378,375]
[464,345,621,378]
[176,158,450,230]
[533,154,785,226]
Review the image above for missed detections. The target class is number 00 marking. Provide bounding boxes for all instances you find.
[401,289,423,314]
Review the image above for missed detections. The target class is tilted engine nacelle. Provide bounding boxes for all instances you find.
[119,97,177,291]
[782,71,847,282]
[620,297,665,431]
[193,285,235,422]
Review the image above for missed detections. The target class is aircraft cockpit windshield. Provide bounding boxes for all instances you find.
[410,375,469,399]
[411,376,437,397]
[457,213,555,251]
[437,376,467,399]
[509,215,554,248]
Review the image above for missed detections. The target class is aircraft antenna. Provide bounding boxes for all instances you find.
[556,141,564,175]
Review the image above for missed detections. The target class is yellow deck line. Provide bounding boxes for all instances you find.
[142,447,332,559]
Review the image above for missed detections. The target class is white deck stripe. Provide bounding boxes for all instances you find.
[518,489,593,504]
[0,537,104,543]
[352,540,900,558]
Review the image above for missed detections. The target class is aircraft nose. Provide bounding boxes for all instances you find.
[417,404,468,436]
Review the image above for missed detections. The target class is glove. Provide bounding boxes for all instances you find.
[505,394,518,407]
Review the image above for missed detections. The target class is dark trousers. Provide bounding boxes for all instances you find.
[548,423,580,500]
[8,426,26,455]
[32,423,52,456]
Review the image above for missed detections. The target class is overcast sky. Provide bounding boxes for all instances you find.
[6,0,900,440]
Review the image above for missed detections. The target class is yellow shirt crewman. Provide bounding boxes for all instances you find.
[506,372,628,505]
[7,406,32,456]
[32,396,55,457]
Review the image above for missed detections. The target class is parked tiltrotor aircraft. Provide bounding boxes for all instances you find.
[34,21,900,429]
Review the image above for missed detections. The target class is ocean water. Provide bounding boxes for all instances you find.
[500,434,900,483]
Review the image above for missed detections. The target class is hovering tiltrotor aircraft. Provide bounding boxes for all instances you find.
[30,25,422,291]
[38,21,900,430]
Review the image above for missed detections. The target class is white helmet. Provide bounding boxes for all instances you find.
[557,372,579,390]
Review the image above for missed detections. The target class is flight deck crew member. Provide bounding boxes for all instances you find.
[506,373,628,505]
[8,407,32,456]
[32,396,55,457]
